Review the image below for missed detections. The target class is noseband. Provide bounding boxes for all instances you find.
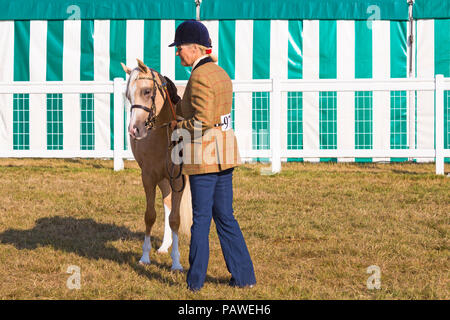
[129,68,167,130]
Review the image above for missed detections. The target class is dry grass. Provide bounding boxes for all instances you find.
[0,158,448,300]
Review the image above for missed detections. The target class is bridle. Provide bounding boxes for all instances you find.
[127,68,185,192]
[128,68,176,131]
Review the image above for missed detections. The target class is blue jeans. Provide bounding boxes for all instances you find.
[186,168,256,291]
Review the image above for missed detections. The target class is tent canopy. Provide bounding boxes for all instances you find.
[414,0,450,19]
[200,0,410,20]
[0,0,196,20]
[0,0,448,21]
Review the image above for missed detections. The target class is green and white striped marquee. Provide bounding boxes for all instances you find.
[0,0,449,162]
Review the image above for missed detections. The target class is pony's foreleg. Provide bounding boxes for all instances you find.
[158,195,173,253]
[157,180,173,253]
[140,178,156,265]
[140,235,152,265]
[171,230,182,271]
[169,188,183,271]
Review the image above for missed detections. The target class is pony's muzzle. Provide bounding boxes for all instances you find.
[129,126,139,139]
[130,122,148,140]
[129,105,152,140]
[129,104,155,140]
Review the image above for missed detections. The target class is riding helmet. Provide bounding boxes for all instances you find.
[168,20,212,48]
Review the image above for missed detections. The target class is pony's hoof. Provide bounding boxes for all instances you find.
[171,266,184,273]
[157,247,169,254]
[139,258,151,265]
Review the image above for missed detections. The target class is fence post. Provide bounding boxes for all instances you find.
[271,78,282,173]
[435,74,444,175]
[408,87,416,159]
[113,77,125,171]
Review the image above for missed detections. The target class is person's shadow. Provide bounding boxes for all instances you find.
[0,216,180,285]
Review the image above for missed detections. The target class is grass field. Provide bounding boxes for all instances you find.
[0,158,448,300]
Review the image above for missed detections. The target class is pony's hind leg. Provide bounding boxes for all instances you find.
[140,175,157,265]
[157,179,173,253]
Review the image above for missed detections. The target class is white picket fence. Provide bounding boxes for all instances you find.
[0,76,449,174]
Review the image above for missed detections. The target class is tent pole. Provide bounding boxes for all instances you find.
[408,0,416,160]
[196,0,201,21]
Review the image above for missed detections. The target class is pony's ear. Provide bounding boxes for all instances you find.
[136,58,150,73]
[120,62,132,75]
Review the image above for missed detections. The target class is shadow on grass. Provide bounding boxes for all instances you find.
[0,216,211,286]
[391,169,439,176]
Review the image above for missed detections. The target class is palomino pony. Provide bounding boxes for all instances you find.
[121,59,192,271]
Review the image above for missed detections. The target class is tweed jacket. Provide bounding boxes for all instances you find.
[175,58,241,175]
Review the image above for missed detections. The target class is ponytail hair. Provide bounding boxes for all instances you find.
[197,44,218,63]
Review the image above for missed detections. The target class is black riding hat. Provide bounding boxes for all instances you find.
[168,20,212,48]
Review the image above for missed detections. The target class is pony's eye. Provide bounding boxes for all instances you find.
[143,89,151,95]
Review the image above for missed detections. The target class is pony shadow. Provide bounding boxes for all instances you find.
[0,216,178,285]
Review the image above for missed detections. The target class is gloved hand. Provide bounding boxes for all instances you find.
[164,76,181,105]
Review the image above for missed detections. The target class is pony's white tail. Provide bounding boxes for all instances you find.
[179,176,192,236]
